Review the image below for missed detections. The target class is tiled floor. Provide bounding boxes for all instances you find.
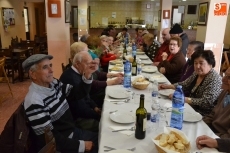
[0,79,31,134]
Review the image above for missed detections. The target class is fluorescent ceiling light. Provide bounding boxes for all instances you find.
[182,0,187,1]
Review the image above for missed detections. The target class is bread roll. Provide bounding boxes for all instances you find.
[159,134,169,147]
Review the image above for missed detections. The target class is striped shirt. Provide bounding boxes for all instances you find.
[24,79,73,135]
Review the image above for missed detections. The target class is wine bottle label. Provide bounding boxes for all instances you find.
[143,118,147,132]
[132,67,136,74]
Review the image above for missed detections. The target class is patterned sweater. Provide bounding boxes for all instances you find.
[24,79,91,152]
[175,69,222,116]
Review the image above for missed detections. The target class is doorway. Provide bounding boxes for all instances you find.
[24,7,30,40]
[171,6,184,25]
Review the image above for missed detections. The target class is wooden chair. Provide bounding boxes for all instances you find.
[0,57,13,105]
[0,47,19,83]
[38,128,56,153]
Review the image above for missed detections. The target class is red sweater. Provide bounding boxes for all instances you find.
[100,52,116,67]
[154,40,170,62]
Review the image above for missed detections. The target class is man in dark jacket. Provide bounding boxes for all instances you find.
[60,52,101,131]
[169,23,189,57]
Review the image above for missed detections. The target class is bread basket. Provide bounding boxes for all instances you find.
[152,127,191,153]
[132,77,149,90]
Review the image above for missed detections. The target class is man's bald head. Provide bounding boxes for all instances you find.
[162,28,171,42]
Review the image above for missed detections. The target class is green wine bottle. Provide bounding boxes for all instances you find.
[132,55,137,76]
[135,94,147,139]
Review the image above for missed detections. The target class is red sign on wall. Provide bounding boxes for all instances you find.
[214,3,227,16]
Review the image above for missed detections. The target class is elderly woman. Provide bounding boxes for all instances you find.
[142,33,160,61]
[100,35,119,72]
[180,41,204,82]
[85,35,102,59]
[159,50,222,116]
[69,41,123,108]
[158,36,186,83]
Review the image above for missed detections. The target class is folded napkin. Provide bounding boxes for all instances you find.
[164,103,172,112]
[109,126,134,136]
[193,147,220,153]
[163,103,186,112]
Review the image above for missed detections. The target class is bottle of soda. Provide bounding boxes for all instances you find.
[123,60,131,88]
[170,85,185,130]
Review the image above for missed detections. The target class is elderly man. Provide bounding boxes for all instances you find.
[153,28,171,66]
[22,54,98,153]
[116,28,131,43]
[203,67,230,138]
[169,23,189,57]
[60,52,103,131]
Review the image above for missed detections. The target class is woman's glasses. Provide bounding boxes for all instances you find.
[169,43,178,46]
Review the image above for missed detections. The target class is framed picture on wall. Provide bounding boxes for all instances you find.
[2,8,15,25]
[197,2,209,25]
[65,0,71,23]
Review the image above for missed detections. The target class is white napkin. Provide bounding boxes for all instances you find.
[163,103,186,112]
[109,126,134,136]
[193,147,220,153]
[164,103,172,111]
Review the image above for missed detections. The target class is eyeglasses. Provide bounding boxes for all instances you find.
[169,43,178,46]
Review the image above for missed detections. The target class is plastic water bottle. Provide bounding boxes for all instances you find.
[123,60,131,88]
[137,58,142,75]
[132,42,137,57]
[150,85,160,130]
[170,85,185,130]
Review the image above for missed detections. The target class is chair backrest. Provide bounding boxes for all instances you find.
[0,57,6,77]
[0,48,12,58]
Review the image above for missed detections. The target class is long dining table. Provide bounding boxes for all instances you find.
[98,51,221,153]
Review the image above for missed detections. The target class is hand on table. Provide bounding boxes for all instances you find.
[94,107,101,115]
[107,77,123,85]
[196,135,218,150]
[159,67,166,74]
[85,141,94,152]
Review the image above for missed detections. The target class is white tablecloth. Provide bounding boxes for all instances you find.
[98,54,220,153]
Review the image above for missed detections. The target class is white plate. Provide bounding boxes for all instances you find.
[159,89,175,96]
[109,150,133,153]
[183,111,202,122]
[138,56,149,60]
[107,89,130,99]
[142,66,157,73]
[110,112,135,124]
[110,59,123,65]
[142,60,153,65]
[136,51,145,55]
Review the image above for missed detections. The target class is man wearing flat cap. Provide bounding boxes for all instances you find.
[203,67,230,139]
[22,54,98,153]
[170,23,189,57]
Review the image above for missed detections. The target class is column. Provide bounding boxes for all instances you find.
[158,0,172,43]
[45,0,70,78]
[78,0,89,40]
[196,0,229,73]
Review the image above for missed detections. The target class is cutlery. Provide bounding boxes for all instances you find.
[104,146,136,152]
[112,127,135,132]
[110,98,130,103]
[109,110,117,114]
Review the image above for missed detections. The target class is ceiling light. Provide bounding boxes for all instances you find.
[182,0,187,1]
